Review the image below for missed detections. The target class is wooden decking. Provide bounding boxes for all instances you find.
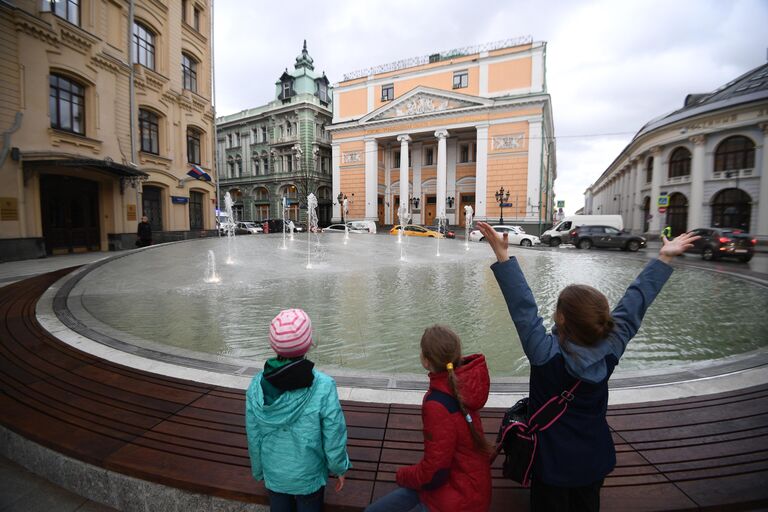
[1,268,767,511]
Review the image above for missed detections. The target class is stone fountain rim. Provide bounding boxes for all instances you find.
[44,238,768,395]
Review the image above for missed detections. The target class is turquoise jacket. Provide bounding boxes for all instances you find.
[245,369,351,495]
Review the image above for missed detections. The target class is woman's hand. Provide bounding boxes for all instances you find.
[477,222,509,262]
[334,475,345,492]
[659,231,700,264]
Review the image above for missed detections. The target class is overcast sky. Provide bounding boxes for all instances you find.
[213,0,768,215]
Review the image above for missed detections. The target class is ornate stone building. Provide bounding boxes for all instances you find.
[585,63,768,238]
[328,37,556,233]
[0,0,216,261]
[215,42,333,225]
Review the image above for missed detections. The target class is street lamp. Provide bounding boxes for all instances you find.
[446,196,455,209]
[495,186,510,224]
[410,196,420,210]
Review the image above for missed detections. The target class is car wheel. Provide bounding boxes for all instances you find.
[520,239,532,247]
[739,254,753,263]
[578,238,592,250]
[479,237,485,242]
[550,238,561,247]
[702,247,716,261]
[627,240,640,252]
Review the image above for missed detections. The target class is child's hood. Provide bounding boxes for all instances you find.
[552,325,613,384]
[428,353,490,411]
[248,369,318,426]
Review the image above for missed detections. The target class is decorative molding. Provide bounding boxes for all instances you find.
[138,151,172,169]
[13,13,59,47]
[397,134,411,144]
[342,151,361,164]
[689,134,706,145]
[91,53,130,76]
[760,123,768,135]
[372,93,478,121]
[435,129,449,139]
[49,129,102,155]
[492,133,525,151]
[59,24,98,55]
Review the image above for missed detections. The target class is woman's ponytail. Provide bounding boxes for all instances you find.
[446,361,491,455]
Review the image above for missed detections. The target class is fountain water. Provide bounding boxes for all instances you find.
[203,250,221,283]
[223,192,236,264]
[464,205,474,251]
[280,196,288,250]
[397,204,408,261]
[289,220,295,241]
[435,217,444,257]
[343,197,350,245]
[306,193,319,269]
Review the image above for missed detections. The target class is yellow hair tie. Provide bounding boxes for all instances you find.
[446,362,454,371]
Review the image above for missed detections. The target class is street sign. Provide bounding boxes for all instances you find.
[657,194,669,207]
[658,206,667,214]
[557,200,565,208]
[501,203,513,207]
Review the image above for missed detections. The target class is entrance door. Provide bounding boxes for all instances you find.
[40,175,100,255]
[378,195,384,226]
[424,195,436,226]
[142,186,163,232]
[458,194,475,227]
[665,193,688,236]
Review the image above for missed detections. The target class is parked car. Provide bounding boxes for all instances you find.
[468,225,540,246]
[261,219,299,234]
[236,221,263,234]
[389,225,444,238]
[687,228,756,262]
[347,220,377,234]
[426,225,456,238]
[571,225,646,251]
[322,224,368,234]
[541,215,623,246]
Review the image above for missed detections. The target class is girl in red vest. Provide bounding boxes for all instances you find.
[365,325,492,512]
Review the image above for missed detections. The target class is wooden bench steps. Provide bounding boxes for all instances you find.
[1,268,767,511]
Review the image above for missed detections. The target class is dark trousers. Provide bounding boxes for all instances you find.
[268,486,325,512]
[530,478,603,512]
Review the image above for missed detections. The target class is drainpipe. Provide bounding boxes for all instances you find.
[128,0,140,218]
[210,0,219,231]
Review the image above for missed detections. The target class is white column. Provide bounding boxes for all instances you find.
[332,143,341,222]
[688,135,706,231]
[384,145,392,224]
[397,134,411,223]
[623,167,631,227]
[757,124,768,237]
[648,147,664,235]
[412,142,423,225]
[435,129,449,219]
[527,120,543,221]
[632,158,644,233]
[475,125,489,220]
[364,138,378,221]
[447,137,457,224]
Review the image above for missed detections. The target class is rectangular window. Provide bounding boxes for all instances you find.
[317,82,328,102]
[286,156,293,173]
[47,0,80,25]
[261,126,267,142]
[182,53,197,92]
[282,82,292,99]
[139,109,159,154]
[133,22,155,70]
[49,74,85,135]
[394,151,400,168]
[453,70,468,89]
[381,84,394,101]
[424,147,434,166]
[193,7,200,31]
[263,157,269,173]
[459,143,470,163]
[187,129,201,164]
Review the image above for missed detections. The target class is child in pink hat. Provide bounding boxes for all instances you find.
[245,308,350,512]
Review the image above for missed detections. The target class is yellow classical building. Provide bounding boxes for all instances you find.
[328,37,555,232]
[0,0,215,261]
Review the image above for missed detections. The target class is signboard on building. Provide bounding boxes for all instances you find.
[127,204,137,221]
[657,193,669,207]
[171,196,189,204]
[0,197,19,221]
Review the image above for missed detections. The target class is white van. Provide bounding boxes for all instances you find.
[541,215,623,246]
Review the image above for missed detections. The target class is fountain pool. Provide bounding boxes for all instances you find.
[64,235,768,377]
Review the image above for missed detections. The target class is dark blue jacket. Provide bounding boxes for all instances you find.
[491,257,673,486]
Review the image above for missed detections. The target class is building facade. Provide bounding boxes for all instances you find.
[328,38,556,233]
[215,42,333,225]
[0,0,216,262]
[584,63,768,238]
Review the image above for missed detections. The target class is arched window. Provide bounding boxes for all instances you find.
[645,157,653,183]
[714,136,755,172]
[133,21,156,70]
[181,53,198,92]
[254,187,269,200]
[317,186,332,200]
[711,188,751,231]
[668,147,691,178]
[49,73,85,135]
[235,155,242,177]
[226,156,234,177]
[139,109,159,154]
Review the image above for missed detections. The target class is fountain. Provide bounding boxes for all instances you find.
[343,196,350,245]
[306,193,319,269]
[280,196,288,250]
[435,217,444,257]
[397,204,408,261]
[464,205,473,251]
[223,192,236,264]
[203,250,221,283]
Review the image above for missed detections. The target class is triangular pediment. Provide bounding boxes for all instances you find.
[361,87,492,123]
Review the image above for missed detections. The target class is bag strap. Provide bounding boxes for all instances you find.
[526,379,581,434]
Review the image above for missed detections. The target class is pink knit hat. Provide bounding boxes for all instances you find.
[269,309,313,357]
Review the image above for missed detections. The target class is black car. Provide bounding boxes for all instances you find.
[571,225,646,251]
[687,228,756,262]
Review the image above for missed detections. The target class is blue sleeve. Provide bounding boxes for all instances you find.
[244,380,264,481]
[608,258,673,357]
[491,257,558,366]
[321,381,352,476]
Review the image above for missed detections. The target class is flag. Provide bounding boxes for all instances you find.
[187,164,211,181]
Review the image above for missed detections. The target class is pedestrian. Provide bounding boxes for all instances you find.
[364,325,492,512]
[476,222,698,512]
[661,225,672,240]
[245,308,350,512]
[136,215,152,247]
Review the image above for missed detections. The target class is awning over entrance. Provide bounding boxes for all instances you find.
[22,157,149,178]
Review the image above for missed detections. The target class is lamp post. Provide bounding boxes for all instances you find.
[495,187,510,224]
